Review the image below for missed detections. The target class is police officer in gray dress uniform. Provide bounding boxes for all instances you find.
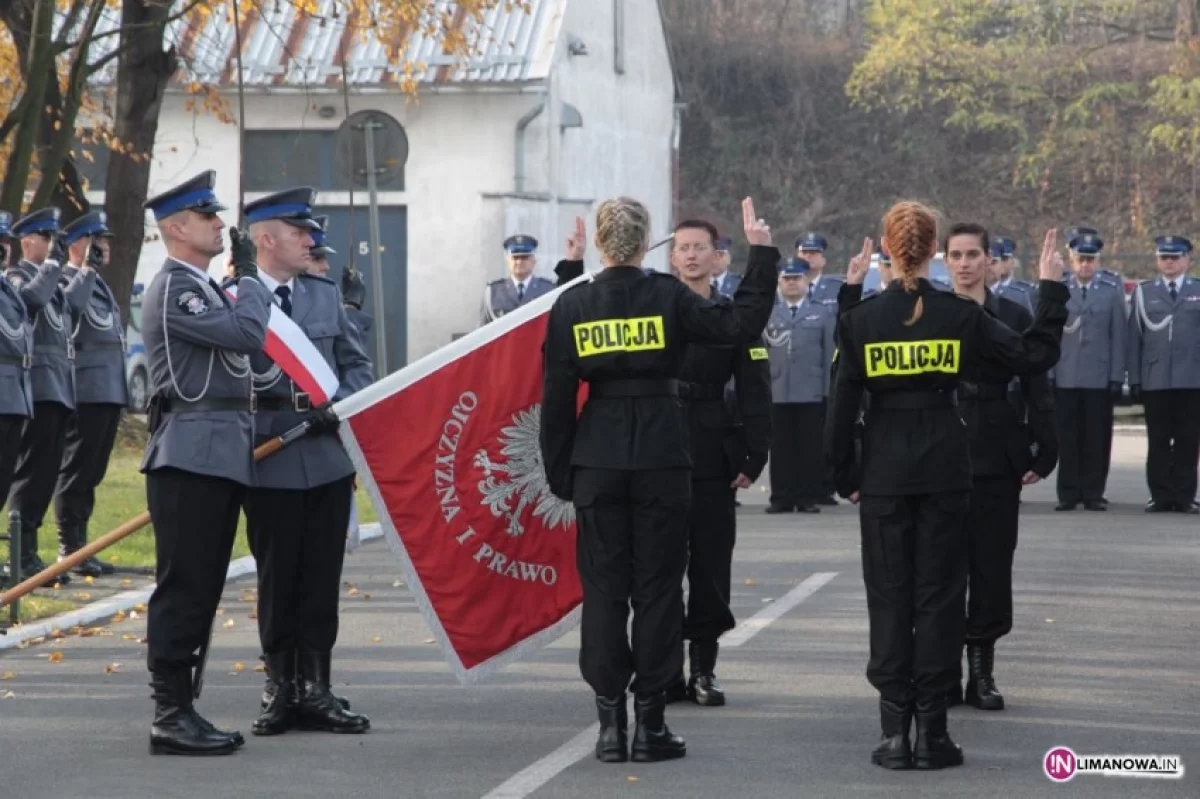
[0,211,35,579]
[991,237,1035,313]
[796,233,845,304]
[1053,232,1126,511]
[479,235,556,325]
[764,257,836,513]
[140,170,272,756]
[52,211,127,577]
[1127,235,1200,513]
[711,236,742,296]
[5,207,97,581]
[231,188,374,737]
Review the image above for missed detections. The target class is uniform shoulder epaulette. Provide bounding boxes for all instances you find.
[531,275,554,286]
[298,271,335,286]
[1096,274,1120,288]
[487,277,508,287]
[826,274,846,282]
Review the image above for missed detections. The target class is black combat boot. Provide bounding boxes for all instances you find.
[21,524,66,584]
[630,692,686,762]
[965,641,1004,710]
[913,699,964,770]
[870,698,913,770]
[258,652,351,712]
[252,651,297,736]
[594,694,628,763]
[296,650,370,734]
[58,523,114,578]
[149,671,242,756]
[687,640,725,707]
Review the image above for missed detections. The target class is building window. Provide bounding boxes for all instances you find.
[73,132,111,191]
[243,129,405,192]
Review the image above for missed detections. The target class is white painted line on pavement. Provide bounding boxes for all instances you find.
[481,724,600,799]
[0,523,383,651]
[720,571,839,648]
[481,571,838,798]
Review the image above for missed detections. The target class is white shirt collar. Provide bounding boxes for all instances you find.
[257,269,295,295]
[1160,276,1184,288]
[167,257,213,281]
[512,276,529,292]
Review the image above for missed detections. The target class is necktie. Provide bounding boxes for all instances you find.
[1081,286,1087,301]
[790,305,798,318]
[517,282,525,302]
[1169,281,1178,302]
[275,285,292,317]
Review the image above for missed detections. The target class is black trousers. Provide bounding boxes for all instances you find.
[7,401,71,543]
[0,414,24,518]
[965,474,1021,644]
[244,477,354,655]
[574,467,690,699]
[1142,389,1200,507]
[54,403,123,538]
[683,479,737,642]
[1054,388,1113,503]
[859,491,969,707]
[146,467,244,675]
[769,401,826,506]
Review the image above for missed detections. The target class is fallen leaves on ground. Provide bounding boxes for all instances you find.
[120,579,133,588]
[222,618,236,628]
[132,603,147,614]
[1,671,16,681]
[248,609,259,620]
[423,638,436,644]
[231,662,246,673]
[392,580,403,588]
[240,591,257,603]
[105,663,122,674]
[72,592,92,601]
[371,636,383,643]
[47,652,63,664]
[84,576,95,585]
[111,610,127,623]
[347,587,360,597]
[744,578,757,586]
[215,608,226,616]
[254,664,266,673]
[49,629,65,639]
[121,633,138,641]
[0,690,14,699]
[362,593,371,600]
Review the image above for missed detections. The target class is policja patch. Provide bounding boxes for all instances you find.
[176,289,209,316]
[864,339,960,377]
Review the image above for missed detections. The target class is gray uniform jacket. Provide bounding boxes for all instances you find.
[713,271,742,297]
[63,264,128,406]
[346,306,373,336]
[480,275,555,325]
[140,259,272,486]
[995,278,1035,314]
[0,276,33,417]
[1054,274,1126,390]
[764,296,836,404]
[1127,276,1200,390]
[807,274,845,304]
[241,273,374,490]
[6,259,94,408]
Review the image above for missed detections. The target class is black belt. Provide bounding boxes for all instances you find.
[870,391,958,410]
[957,382,1008,401]
[0,354,31,369]
[589,378,679,398]
[678,382,727,401]
[74,341,124,351]
[160,397,254,414]
[254,393,314,412]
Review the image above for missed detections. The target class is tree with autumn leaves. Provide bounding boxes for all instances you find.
[0,0,520,321]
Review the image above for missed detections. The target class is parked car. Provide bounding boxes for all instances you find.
[862,252,950,292]
[124,283,148,412]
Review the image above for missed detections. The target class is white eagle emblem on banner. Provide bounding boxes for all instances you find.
[473,404,575,537]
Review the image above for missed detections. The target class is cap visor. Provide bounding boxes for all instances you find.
[311,245,336,256]
[281,216,321,230]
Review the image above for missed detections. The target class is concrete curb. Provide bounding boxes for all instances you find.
[0,522,384,651]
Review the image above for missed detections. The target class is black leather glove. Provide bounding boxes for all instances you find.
[341,266,366,309]
[1109,381,1123,398]
[1130,385,1141,404]
[229,227,258,280]
[303,402,340,436]
[47,234,67,265]
[86,242,104,269]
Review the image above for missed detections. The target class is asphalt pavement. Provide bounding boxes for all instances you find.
[0,430,1195,798]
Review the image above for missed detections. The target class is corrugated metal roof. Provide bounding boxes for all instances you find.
[88,0,564,88]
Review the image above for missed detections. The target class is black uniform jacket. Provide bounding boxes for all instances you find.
[958,292,1058,480]
[824,277,1068,497]
[679,288,772,483]
[540,245,781,500]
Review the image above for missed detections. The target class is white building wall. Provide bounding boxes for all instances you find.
[122,0,676,364]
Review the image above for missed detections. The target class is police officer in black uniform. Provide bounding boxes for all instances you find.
[826,203,1068,771]
[140,170,273,755]
[661,219,771,707]
[540,197,779,764]
[942,223,1057,711]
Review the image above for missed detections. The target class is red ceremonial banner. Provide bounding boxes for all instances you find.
[334,276,589,682]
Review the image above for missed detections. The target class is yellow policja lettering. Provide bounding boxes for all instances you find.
[864,340,960,377]
[574,316,666,357]
[749,347,769,361]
